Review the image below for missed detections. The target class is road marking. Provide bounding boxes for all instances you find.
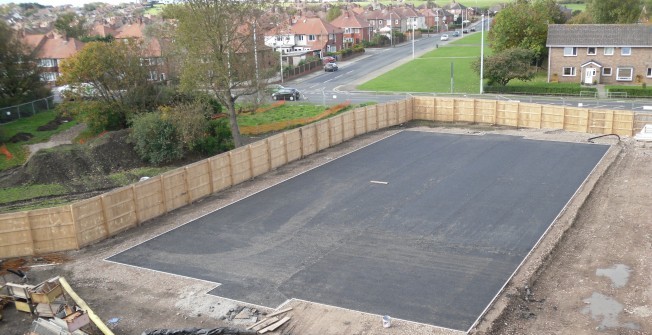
[345,71,354,75]
[308,84,319,89]
[370,180,388,185]
[334,74,343,79]
[594,105,607,108]
[324,78,334,83]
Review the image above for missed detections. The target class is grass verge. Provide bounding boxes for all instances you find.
[358,32,491,93]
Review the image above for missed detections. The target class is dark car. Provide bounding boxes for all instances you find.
[324,63,339,72]
[271,88,301,101]
[470,27,476,32]
[462,29,469,34]
[452,31,460,37]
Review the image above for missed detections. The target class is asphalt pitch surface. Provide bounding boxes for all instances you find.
[108,131,609,331]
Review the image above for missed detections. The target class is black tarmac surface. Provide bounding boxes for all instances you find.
[108,131,609,331]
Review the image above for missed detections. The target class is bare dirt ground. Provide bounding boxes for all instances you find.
[1,123,650,335]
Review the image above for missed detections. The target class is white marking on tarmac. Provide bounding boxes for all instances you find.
[370,180,388,185]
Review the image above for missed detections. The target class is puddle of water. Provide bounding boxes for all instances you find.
[582,292,640,331]
[596,264,631,288]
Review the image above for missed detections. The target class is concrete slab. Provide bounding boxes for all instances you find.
[108,131,609,331]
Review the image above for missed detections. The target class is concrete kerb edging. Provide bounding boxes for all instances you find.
[469,142,623,334]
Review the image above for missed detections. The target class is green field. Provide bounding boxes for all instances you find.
[358,32,491,94]
[561,3,586,11]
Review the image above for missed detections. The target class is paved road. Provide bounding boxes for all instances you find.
[279,32,652,112]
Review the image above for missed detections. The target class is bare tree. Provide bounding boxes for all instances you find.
[166,0,276,147]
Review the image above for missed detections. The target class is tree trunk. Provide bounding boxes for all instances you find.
[226,99,243,148]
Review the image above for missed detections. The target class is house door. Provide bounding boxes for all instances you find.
[584,68,596,84]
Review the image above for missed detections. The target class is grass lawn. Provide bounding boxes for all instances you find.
[358,32,491,94]
[0,111,78,170]
[561,3,586,11]
[237,104,333,127]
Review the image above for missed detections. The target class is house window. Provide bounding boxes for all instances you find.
[647,68,652,78]
[563,67,576,76]
[38,59,57,67]
[621,47,632,56]
[298,35,304,41]
[563,47,577,56]
[587,47,596,55]
[308,34,316,41]
[604,47,614,55]
[344,28,351,33]
[602,67,612,76]
[354,28,360,33]
[39,72,57,82]
[616,67,633,81]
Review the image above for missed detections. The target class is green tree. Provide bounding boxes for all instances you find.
[54,12,88,39]
[326,6,342,22]
[165,0,277,147]
[586,0,642,23]
[488,0,565,65]
[567,11,594,24]
[0,21,49,107]
[473,48,536,86]
[59,41,150,106]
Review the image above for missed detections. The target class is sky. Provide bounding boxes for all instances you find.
[0,0,139,7]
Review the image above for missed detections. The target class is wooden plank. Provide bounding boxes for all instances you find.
[266,307,293,318]
[258,316,290,334]
[247,316,279,331]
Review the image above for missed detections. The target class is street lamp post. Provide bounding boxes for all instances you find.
[412,17,415,59]
[480,14,484,94]
[389,12,393,48]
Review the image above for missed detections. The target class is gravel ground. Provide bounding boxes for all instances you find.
[2,123,649,335]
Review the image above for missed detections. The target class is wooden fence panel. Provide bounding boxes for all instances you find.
[377,103,388,129]
[412,97,434,120]
[588,110,612,134]
[210,154,233,193]
[563,107,590,133]
[28,207,76,254]
[455,99,475,122]
[161,169,189,212]
[250,141,271,178]
[342,111,356,141]
[399,99,410,123]
[613,111,635,136]
[436,98,455,122]
[133,176,166,223]
[496,101,519,127]
[268,133,288,170]
[329,115,344,146]
[387,102,400,126]
[315,119,331,152]
[475,99,497,124]
[366,106,379,132]
[230,147,253,185]
[541,105,565,129]
[285,129,303,163]
[72,197,107,247]
[354,108,367,135]
[634,112,652,134]
[0,212,34,258]
[101,187,137,235]
[518,103,543,129]
[301,124,318,156]
[186,160,212,202]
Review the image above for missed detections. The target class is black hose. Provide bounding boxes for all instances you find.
[588,134,621,143]
[6,268,26,279]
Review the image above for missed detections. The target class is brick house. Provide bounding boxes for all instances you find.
[547,24,652,85]
[23,32,85,85]
[264,17,343,59]
[330,10,372,47]
[112,21,169,82]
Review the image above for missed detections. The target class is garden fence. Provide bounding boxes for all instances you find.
[0,96,55,124]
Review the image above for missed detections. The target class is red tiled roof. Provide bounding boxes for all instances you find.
[290,17,343,35]
[331,10,370,29]
[35,35,84,59]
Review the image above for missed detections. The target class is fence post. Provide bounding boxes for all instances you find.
[45,97,50,110]
[16,106,21,118]
[32,102,36,115]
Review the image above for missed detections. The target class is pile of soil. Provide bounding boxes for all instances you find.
[9,132,34,143]
[36,116,74,131]
[0,129,144,189]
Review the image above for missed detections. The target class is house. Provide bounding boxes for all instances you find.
[109,20,169,82]
[264,17,343,59]
[330,10,372,47]
[419,7,453,32]
[23,32,85,84]
[546,24,652,85]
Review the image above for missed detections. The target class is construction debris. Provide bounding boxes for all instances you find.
[141,328,257,335]
[245,307,292,334]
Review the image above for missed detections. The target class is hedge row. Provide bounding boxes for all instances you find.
[483,85,598,96]
[606,87,652,98]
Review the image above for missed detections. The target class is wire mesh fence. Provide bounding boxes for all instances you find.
[0,96,55,124]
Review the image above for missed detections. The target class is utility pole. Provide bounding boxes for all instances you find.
[412,16,415,59]
[480,14,484,94]
[389,12,393,48]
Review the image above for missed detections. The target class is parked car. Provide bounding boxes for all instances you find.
[322,56,336,64]
[470,27,476,32]
[324,63,338,72]
[452,31,460,37]
[271,88,301,101]
[462,29,469,34]
[265,84,285,94]
[440,34,449,41]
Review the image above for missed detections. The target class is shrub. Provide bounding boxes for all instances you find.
[484,84,597,96]
[56,101,126,133]
[607,86,652,98]
[194,118,233,155]
[130,112,183,165]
